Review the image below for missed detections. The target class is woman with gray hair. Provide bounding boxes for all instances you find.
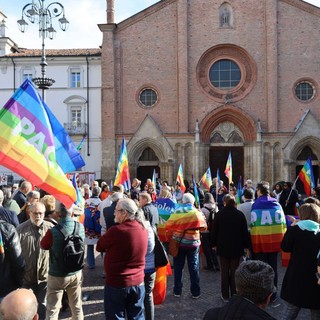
[135,209,156,320]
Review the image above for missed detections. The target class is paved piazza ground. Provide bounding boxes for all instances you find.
[59,253,309,320]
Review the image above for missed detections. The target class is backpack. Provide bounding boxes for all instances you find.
[205,207,215,232]
[56,222,85,273]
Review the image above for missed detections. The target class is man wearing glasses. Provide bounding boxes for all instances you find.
[97,198,148,320]
[17,202,52,319]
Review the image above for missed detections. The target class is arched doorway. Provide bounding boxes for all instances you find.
[137,147,160,187]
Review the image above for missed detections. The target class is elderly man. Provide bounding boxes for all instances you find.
[203,260,276,319]
[17,202,52,319]
[96,198,148,320]
[41,202,85,320]
[166,193,207,299]
[0,288,39,320]
[13,180,32,208]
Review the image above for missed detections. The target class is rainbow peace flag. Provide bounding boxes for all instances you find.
[72,173,85,208]
[200,167,212,190]
[236,176,242,205]
[0,230,4,254]
[152,169,156,189]
[114,138,131,191]
[224,151,233,183]
[192,175,200,208]
[0,79,84,207]
[298,157,315,196]
[176,164,186,193]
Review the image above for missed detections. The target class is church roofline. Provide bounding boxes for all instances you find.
[281,0,320,16]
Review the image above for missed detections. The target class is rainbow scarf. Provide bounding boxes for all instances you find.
[200,167,212,190]
[165,204,207,232]
[0,80,84,207]
[114,138,131,191]
[251,196,286,253]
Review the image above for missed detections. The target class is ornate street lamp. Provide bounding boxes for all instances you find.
[17,0,69,100]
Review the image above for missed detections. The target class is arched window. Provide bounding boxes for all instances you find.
[219,3,233,28]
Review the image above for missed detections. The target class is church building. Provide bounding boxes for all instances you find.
[100,0,320,190]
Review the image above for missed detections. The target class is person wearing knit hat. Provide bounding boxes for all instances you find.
[203,260,276,320]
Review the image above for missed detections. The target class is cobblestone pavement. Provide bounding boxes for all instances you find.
[60,254,309,320]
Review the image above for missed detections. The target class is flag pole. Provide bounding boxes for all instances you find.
[285,176,299,206]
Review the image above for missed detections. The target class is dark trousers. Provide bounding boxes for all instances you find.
[219,256,242,299]
[201,233,219,269]
[252,252,278,289]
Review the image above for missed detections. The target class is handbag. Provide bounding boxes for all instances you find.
[168,237,180,257]
[168,231,185,258]
[154,229,169,268]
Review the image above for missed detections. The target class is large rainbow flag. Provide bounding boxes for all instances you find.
[0,80,85,207]
[192,174,200,208]
[176,164,186,193]
[298,157,315,196]
[224,151,233,184]
[250,198,286,253]
[200,167,212,190]
[114,138,131,191]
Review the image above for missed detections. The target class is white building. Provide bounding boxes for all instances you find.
[0,15,102,185]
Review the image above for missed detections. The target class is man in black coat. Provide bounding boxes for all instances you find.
[203,260,276,320]
[0,220,26,299]
[103,192,123,230]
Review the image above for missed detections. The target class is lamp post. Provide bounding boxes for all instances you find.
[17,0,69,100]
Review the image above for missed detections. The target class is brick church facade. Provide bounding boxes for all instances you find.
[99,0,320,190]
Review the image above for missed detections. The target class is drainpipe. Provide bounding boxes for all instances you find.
[11,57,16,92]
[86,55,90,157]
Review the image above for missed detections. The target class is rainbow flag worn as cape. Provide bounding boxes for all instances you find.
[176,164,186,193]
[298,157,315,196]
[114,138,131,191]
[250,196,286,253]
[200,167,212,190]
[224,151,233,184]
[0,80,84,207]
[165,204,207,232]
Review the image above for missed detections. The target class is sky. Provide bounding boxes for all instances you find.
[1,0,320,49]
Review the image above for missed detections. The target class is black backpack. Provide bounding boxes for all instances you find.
[55,222,85,273]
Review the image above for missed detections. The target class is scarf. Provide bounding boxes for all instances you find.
[296,220,320,235]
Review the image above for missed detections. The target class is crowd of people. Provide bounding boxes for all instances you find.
[0,176,319,320]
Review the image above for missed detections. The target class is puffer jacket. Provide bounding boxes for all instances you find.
[0,220,25,297]
[17,219,52,285]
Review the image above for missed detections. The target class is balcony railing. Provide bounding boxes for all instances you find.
[64,122,87,135]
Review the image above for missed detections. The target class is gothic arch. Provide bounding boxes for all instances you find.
[128,138,166,164]
[290,136,320,161]
[200,105,256,142]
